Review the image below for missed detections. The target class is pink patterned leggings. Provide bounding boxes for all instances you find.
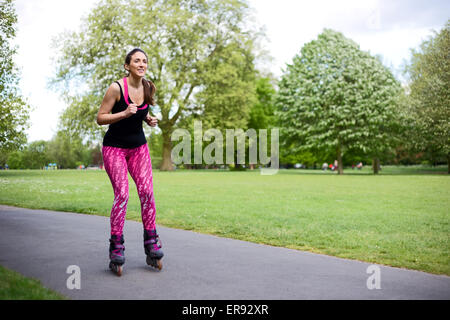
[102,144,156,236]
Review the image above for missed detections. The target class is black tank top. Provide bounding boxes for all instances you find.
[103,78,149,149]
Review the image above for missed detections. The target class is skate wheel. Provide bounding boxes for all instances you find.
[146,256,163,270]
[109,262,123,276]
[156,259,163,270]
[116,265,123,276]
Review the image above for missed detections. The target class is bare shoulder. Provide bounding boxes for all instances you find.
[105,81,122,101]
[109,81,122,93]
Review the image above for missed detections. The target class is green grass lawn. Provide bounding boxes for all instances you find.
[0,166,449,276]
[0,265,65,300]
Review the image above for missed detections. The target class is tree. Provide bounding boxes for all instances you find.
[51,0,262,171]
[46,130,90,169]
[22,140,50,169]
[275,29,402,174]
[0,0,31,152]
[245,77,276,168]
[247,77,276,131]
[6,150,23,169]
[404,21,450,173]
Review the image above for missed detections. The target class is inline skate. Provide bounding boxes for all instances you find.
[109,234,125,276]
[143,229,164,270]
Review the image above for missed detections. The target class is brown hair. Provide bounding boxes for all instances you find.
[124,48,156,106]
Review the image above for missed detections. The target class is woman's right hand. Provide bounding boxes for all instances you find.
[123,103,138,118]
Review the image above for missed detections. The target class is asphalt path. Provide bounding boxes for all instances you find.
[0,205,449,300]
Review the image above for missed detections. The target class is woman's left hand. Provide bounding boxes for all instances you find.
[145,115,158,127]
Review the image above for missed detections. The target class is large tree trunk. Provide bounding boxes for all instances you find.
[160,129,174,171]
[372,158,380,174]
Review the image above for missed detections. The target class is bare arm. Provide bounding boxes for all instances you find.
[96,83,137,125]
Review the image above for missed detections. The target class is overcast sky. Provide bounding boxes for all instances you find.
[12,0,450,142]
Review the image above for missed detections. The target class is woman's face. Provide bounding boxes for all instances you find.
[126,51,147,77]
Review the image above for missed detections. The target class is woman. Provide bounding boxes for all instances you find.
[97,48,163,275]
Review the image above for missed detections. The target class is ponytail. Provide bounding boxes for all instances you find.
[142,78,156,106]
